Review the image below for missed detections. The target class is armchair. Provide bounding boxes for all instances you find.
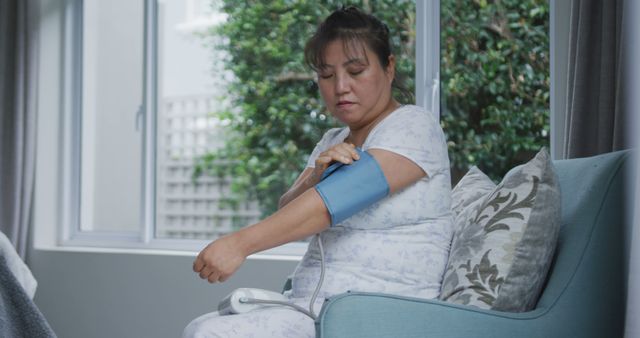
[313,150,633,337]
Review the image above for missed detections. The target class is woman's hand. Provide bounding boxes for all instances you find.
[279,142,361,209]
[192,234,248,283]
[307,142,360,185]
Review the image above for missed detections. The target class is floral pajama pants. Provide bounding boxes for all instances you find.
[182,297,323,338]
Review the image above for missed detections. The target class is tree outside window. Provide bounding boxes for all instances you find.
[195,0,549,224]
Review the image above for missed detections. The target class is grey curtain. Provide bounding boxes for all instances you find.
[563,0,629,158]
[0,0,38,259]
[564,1,639,337]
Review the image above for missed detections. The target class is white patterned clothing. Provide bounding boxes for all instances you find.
[182,298,323,338]
[294,104,453,300]
[182,104,453,337]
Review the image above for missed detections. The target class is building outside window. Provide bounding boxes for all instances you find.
[154,0,261,240]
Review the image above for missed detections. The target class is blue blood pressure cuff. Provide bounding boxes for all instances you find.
[315,148,390,226]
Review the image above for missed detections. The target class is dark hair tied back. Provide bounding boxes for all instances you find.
[304,6,413,102]
[305,6,390,70]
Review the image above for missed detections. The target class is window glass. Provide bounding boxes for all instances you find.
[440,0,550,183]
[154,0,249,239]
[80,0,144,232]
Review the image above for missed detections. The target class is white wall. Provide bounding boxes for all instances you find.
[29,250,297,338]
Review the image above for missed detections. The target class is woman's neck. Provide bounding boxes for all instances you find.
[345,99,401,147]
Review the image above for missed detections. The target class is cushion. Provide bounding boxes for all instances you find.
[439,148,561,312]
[450,166,496,217]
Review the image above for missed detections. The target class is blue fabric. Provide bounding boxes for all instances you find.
[315,149,390,226]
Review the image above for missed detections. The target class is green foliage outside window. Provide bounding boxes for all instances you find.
[194,0,416,217]
[195,0,549,218]
[441,0,550,181]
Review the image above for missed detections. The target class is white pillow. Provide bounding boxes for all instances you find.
[450,166,496,217]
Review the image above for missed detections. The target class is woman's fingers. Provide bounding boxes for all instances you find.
[198,266,213,280]
[192,235,247,284]
[193,256,205,272]
[195,262,223,283]
[329,143,357,163]
[207,272,221,284]
[327,149,353,163]
[316,143,360,166]
[311,142,361,184]
[196,262,224,283]
[315,155,333,168]
[339,143,360,160]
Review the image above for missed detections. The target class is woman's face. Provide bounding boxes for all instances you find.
[316,39,395,129]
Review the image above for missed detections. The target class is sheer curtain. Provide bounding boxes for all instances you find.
[0,0,38,260]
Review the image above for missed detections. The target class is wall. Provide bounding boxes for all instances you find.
[30,249,298,338]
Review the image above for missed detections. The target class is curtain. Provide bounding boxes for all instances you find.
[563,0,629,158]
[0,0,38,260]
[563,1,638,337]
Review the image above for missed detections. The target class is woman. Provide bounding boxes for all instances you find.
[183,6,452,337]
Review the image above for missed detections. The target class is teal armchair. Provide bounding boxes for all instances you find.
[314,150,634,338]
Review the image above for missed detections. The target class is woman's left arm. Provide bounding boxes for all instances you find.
[367,149,427,194]
[192,149,424,283]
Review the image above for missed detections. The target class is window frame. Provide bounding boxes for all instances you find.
[52,0,438,255]
[60,0,149,248]
[416,0,440,119]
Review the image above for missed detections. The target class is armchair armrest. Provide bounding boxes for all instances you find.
[315,292,569,338]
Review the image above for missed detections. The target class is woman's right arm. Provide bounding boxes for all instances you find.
[277,168,316,209]
[278,142,360,209]
[192,142,426,284]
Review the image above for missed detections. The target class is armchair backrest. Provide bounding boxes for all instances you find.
[535,150,633,335]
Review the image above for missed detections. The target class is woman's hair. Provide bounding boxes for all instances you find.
[304,6,412,102]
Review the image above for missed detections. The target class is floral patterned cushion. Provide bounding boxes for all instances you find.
[439,148,561,312]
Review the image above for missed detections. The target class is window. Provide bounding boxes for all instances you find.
[153,0,250,241]
[53,0,548,253]
[57,0,420,252]
[439,0,550,183]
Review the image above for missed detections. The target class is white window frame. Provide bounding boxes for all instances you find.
[416,0,440,118]
[36,0,439,256]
